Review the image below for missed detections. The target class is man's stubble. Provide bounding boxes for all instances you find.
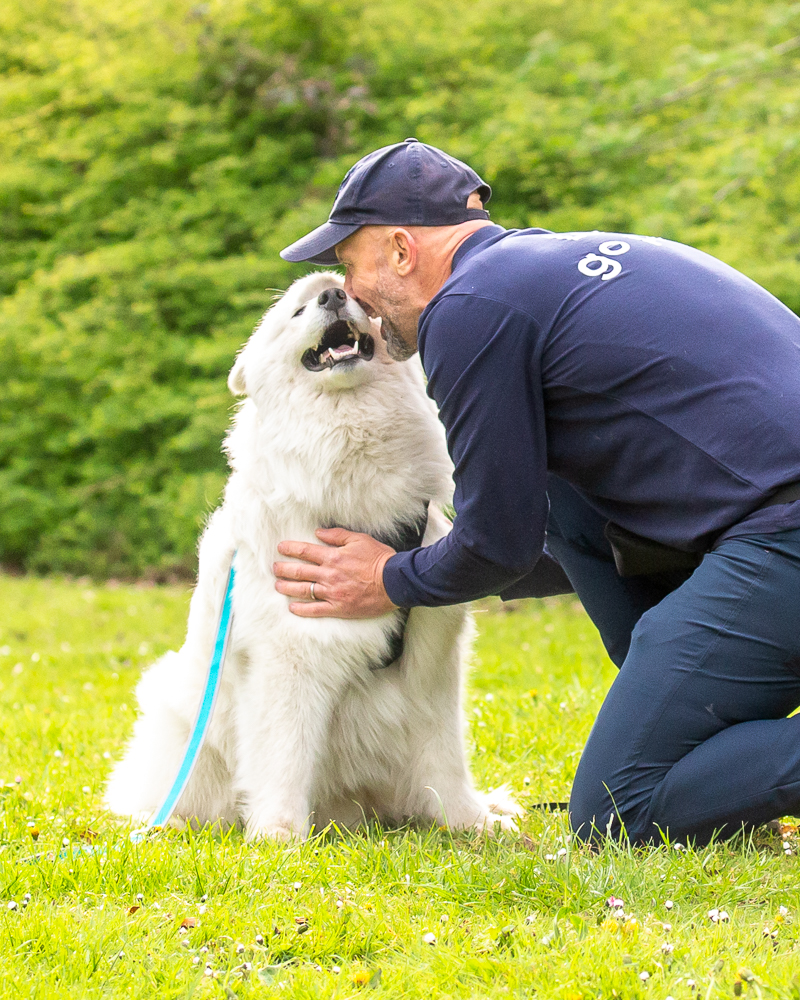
[374,271,420,362]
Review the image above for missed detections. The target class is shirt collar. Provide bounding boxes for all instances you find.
[451,224,507,272]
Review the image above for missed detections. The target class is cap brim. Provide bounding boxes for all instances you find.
[279,221,362,265]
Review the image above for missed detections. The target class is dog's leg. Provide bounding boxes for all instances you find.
[106,515,239,827]
[233,647,340,842]
[392,605,523,833]
[105,651,239,826]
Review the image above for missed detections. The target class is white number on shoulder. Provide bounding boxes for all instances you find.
[577,253,622,281]
[598,240,630,256]
[577,239,630,281]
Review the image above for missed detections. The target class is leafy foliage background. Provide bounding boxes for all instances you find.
[2,0,800,576]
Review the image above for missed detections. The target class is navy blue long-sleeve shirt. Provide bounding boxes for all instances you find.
[382,225,800,608]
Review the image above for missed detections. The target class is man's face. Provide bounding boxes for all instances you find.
[336,229,419,361]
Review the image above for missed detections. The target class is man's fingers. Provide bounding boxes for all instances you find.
[275,580,320,599]
[272,529,397,619]
[276,540,329,564]
[273,560,324,581]
[315,527,360,545]
[288,600,337,618]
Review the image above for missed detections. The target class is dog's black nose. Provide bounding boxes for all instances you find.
[318,287,347,310]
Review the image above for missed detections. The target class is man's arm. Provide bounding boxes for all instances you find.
[382,294,551,606]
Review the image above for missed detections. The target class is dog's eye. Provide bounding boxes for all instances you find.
[293,305,306,318]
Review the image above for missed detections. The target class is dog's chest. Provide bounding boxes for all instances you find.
[249,428,439,537]
[221,384,448,665]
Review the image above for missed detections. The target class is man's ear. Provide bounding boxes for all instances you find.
[228,350,247,396]
[389,228,417,276]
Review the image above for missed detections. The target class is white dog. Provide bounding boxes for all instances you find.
[106,272,520,840]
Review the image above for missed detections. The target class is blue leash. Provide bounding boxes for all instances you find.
[130,553,237,841]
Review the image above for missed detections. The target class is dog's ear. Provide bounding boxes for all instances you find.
[228,350,248,396]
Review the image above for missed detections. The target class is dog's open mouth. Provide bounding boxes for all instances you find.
[301,320,375,372]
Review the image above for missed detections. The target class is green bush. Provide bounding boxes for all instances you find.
[2,0,800,576]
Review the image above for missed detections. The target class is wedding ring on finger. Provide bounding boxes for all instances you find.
[310,581,317,601]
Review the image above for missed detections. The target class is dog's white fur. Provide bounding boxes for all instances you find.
[106,272,520,839]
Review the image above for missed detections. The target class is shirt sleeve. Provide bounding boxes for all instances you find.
[497,544,575,601]
[382,293,551,607]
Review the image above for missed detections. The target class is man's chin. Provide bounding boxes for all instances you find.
[381,322,418,362]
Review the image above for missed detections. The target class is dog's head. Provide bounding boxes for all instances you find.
[228,272,386,399]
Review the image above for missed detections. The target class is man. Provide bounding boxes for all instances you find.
[274,138,800,845]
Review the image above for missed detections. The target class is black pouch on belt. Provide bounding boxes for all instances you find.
[603,522,702,578]
[604,478,800,578]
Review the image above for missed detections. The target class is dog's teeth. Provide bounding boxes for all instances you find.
[330,343,357,359]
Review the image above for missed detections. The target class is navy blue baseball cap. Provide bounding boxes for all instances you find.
[280,138,492,265]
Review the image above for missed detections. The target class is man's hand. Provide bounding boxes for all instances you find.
[273,528,399,618]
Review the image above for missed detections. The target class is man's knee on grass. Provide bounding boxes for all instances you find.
[568,779,661,846]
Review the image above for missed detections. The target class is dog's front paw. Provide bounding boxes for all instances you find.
[473,784,525,836]
[483,783,525,819]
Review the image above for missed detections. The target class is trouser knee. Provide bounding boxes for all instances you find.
[569,771,656,844]
[568,782,619,843]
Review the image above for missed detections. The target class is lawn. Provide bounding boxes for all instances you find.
[0,573,798,999]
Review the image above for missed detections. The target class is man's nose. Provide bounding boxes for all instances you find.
[317,287,347,310]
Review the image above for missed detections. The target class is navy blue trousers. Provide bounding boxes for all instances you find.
[545,476,800,845]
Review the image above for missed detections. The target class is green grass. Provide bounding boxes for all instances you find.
[1,574,799,999]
